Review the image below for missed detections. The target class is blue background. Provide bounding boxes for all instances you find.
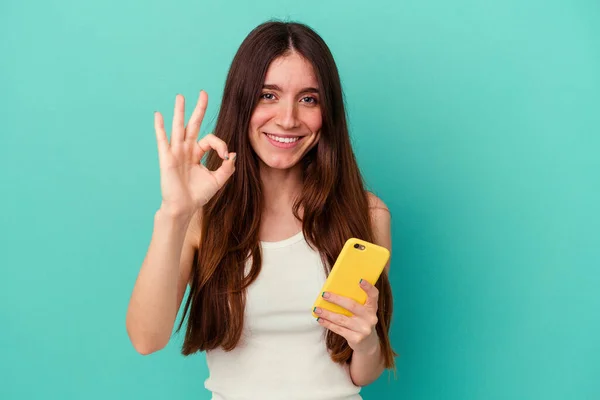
[1,1,599,399]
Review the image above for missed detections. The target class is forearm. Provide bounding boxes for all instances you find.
[126,208,191,353]
[349,340,386,387]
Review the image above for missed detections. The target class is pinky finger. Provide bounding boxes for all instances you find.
[317,317,353,340]
[154,111,169,154]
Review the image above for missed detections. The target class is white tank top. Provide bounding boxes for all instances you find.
[203,230,362,400]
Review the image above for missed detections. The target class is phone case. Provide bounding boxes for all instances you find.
[312,237,390,318]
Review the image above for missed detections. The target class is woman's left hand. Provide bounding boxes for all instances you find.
[315,279,380,355]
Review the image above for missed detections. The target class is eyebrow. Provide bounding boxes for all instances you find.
[262,84,319,94]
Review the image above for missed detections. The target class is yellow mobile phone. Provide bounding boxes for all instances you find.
[312,237,390,318]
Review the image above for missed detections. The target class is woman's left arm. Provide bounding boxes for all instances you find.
[315,194,392,386]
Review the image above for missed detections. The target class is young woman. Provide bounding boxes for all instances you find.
[126,20,396,399]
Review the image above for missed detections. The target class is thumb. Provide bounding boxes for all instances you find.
[212,152,237,187]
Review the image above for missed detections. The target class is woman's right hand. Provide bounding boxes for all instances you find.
[154,91,236,218]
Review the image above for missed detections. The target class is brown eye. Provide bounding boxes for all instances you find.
[261,93,275,100]
[302,96,318,104]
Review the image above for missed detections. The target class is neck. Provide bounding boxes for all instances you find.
[259,162,303,215]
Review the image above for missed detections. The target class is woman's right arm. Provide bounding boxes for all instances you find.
[125,91,236,355]
[125,207,199,355]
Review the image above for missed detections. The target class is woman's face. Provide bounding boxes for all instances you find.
[248,51,322,170]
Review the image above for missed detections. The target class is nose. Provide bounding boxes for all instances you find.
[275,100,300,130]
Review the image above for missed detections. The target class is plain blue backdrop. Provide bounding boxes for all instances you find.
[1,1,599,399]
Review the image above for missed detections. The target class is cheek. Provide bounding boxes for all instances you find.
[304,109,323,133]
[249,107,273,131]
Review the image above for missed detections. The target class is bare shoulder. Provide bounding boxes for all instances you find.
[367,191,390,212]
[366,191,392,271]
[367,192,391,225]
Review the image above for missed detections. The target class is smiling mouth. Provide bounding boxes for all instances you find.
[264,132,304,144]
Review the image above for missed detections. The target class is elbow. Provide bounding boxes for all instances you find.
[350,376,374,388]
[132,340,165,356]
[126,319,168,356]
[350,372,382,388]
[349,360,386,387]
[129,333,166,355]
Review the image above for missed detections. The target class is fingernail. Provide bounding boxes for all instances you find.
[313,307,321,314]
[316,317,320,322]
[232,153,237,162]
[224,153,229,160]
[322,292,329,298]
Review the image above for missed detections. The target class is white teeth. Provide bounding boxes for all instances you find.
[267,134,300,143]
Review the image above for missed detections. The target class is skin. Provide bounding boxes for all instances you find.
[249,51,322,172]
[248,50,393,387]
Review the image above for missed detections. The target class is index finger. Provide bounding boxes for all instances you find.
[359,279,380,309]
[196,133,230,162]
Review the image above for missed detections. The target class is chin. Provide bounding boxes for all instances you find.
[259,154,302,170]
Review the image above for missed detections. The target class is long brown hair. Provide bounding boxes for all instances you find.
[176,20,396,369]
